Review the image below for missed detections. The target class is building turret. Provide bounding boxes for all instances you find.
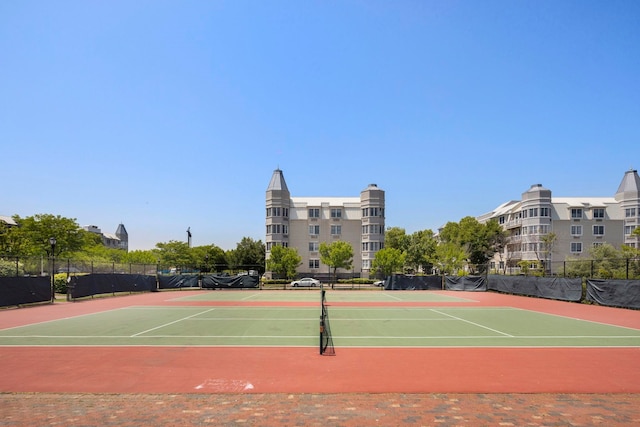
[266,169,291,256]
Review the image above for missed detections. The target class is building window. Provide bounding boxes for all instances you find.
[540,207,550,217]
[571,208,583,219]
[362,207,382,217]
[309,208,320,218]
[571,225,582,236]
[267,207,281,217]
[331,225,341,235]
[625,225,637,235]
[593,225,605,236]
[521,209,528,219]
[499,216,505,224]
[309,225,320,235]
[283,224,288,235]
[528,208,538,217]
[309,259,320,269]
[309,242,319,252]
[570,242,582,253]
[625,207,637,218]
[593,208,605,219]
[330,208,342,218]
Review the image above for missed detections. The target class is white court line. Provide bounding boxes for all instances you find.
[431,309,514,337]
[0,307,131,332]
[130,308,217,337]
[381,292,403,301]
[2,334,638,339]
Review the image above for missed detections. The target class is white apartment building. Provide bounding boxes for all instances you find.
[265,169,385,278]
[478,169,640,273]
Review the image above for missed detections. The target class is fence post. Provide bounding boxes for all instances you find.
[627,258,630,280]
[15,257,19,277]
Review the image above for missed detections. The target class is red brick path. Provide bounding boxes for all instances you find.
[2,392,640,426]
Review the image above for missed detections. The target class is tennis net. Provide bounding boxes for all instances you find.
[320,289,335,355]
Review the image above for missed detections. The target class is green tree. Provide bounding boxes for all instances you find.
[371,247,405,278]
[439,217,506,273]
[10,214,86,257]
[122,250,159,265]
[266,245,301,279]
[539,232,557,274]
[155,240,194,269]
[196,245,228,273]
[433,242,466,275]
[384,227,410,252]
[319,241,353,284]
[405,229,437,274]
[227,237,265,273]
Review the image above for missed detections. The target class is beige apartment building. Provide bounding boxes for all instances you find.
[265,169,385,278]
[478,169,640,273]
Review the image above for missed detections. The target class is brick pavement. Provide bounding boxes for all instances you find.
[2,392,640,426]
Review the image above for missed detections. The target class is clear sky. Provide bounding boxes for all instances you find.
[1,0,639,251]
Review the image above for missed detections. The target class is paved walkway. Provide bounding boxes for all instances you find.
[2,392,640,426]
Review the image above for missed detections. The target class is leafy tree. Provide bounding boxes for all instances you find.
[384,227,410,252]
[227,237,265,273]
[266,245,301,279]
[405,229,437,274]
[433,242,466,275]
[122,250,159,265]
[319,241,353,284]
[539,232,557,274]
[155,240,194,269]
[193,245,227,273]
[371,247,405,278]
[439,217,506,273]
[566,243,630,279]
[9,214,86,257]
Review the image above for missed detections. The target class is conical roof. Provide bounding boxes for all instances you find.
[615,169,640,201]
[115,223,128,238]
[267,169,289,193]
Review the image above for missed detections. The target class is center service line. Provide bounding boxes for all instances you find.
[430,308,514,337]
[131,308,217,337]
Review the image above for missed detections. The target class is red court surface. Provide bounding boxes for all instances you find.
[1,290,640,425]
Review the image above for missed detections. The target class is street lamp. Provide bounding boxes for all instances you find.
[49,237,56,303]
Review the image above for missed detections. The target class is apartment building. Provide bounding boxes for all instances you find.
[265,169,385,278]
[478,169,640,273]
[83,223,129,251]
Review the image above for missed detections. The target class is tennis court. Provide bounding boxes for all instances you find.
[1,291,639,348]
[1,289,640,396]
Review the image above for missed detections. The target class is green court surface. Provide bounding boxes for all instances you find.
[1,301,639,348]
[171,290,474,303]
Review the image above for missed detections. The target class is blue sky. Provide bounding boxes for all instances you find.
[1,0,639,251]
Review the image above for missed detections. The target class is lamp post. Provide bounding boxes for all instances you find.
[49,237,56,303]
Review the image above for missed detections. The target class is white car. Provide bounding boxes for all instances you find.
[291,277,321,287]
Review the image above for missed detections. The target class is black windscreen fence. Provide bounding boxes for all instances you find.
[157,275,200,289]
[0,276,51,307]
[70,274,157,299]
[384,275,442,290]
[487,275,583,302]
[586,279,640,309]
[445,276,487,291]
[201,274,260,289]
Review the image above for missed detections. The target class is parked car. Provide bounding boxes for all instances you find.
[374,280,384,287]
[290,277,321,287]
